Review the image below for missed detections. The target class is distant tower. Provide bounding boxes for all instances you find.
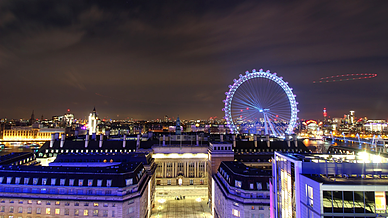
[29,110,35,125]
[349,111,355,124]
[176,116,181,135]
[88,107,98,135]
[323,108,327,121]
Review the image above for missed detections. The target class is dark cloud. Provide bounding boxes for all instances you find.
[0,0,387,120]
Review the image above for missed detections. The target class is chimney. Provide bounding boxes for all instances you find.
[285,134,290,147]
[136,134,140,150]
[85,134,89,148]
[123,135,126,148]
[254,135,257,147]
[54,133,59,140]
[60,133,65,148]
[50,133,55,148]
[266,135,270,147]
[163,135,166,146]
[232,135,236,147]
[293,134,298,147]
[99,134,103,148]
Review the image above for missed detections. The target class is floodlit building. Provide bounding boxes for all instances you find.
[0,153,154,218]
[213,161,271,218]
[272,152,388,218]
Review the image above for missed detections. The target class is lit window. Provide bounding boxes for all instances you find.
[78,179,83,186]
[126,178,133,186]
[251,206,255,210]
[37,200,42,205]
[27,200,32,204]
[307,185,313,207]
[88,179,93,187]
[74,209,79,216]
[93,209,99,216]
[232,209,240,217]
[55,201,60,205]
[94,203,99,207]
[55,208,60,215]
[233,202,239,207]
[84,209,89,216]
[375,191,386,211]
[235,180,242,188]
[46,208,51,215]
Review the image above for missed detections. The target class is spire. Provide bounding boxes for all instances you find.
[29,110,35,125]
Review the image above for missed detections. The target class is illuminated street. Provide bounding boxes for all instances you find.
[151,186,212,218]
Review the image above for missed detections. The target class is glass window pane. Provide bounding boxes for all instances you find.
[365,191,375,213]
[343,191,354,213]
[323,191,333,213]
[354,191,365,213]
[332,191,343,213]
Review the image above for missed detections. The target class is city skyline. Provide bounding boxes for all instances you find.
[1,1,388,120]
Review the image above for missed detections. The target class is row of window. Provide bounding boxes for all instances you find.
[0,177,133,187]
[44,149,134,154]
[0,187,118,195]
[0,207,115,217]
[0,200,116,207]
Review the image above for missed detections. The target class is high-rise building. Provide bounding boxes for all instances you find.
[88,107,98,135]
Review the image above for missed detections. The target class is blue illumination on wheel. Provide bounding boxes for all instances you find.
[223,69,298,136]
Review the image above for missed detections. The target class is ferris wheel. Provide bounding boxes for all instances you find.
[223,69,298,137]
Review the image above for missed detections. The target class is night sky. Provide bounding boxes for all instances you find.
[1,1,387,121]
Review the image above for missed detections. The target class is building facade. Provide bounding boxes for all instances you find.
[0,154,153,218]
[213,161,271,218]
[273,152,388,218]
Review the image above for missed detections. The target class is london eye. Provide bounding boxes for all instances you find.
[223,69,298,137]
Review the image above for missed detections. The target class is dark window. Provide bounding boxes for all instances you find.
[332,191,343,213]
[365,191,375,213]
[323,191,332,213]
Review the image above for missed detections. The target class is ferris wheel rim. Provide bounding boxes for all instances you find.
[223,69,298,135]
